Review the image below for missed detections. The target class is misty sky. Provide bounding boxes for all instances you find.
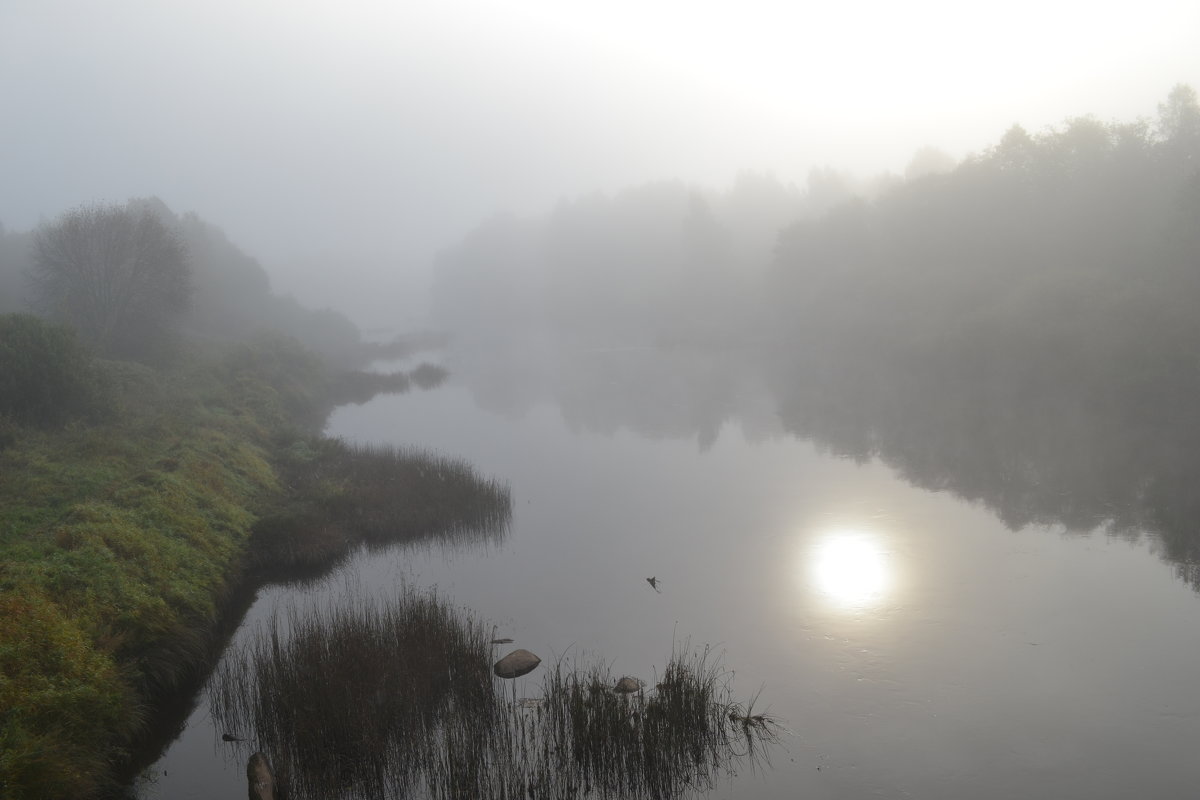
[2,0,1196,325]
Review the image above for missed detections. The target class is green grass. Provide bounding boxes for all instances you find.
[211,588,498,798]
[0,322,517,797]
[0,333,514,798]
[0,343,289,798]
[0,333,483,799]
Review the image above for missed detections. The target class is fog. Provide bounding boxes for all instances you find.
[8,5,1200,798]
[2,0,1195,325]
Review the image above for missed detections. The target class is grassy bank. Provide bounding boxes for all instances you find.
[251,439,510,580]
[0,331,508,799]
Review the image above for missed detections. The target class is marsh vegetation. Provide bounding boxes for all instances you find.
[2,71,1195,800]
[250,439,511,580]
[0,321,502,798]
[211,590,781,800]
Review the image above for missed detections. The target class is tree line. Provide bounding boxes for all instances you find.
[0,197,368,365]
[427,84,1200,587]
[430,85,1198,365]
[430,169,880,347]
[760,84,1200,585]
[0,197,380,427]
[769,84,1200,376]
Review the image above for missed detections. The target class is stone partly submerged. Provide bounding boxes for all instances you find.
[614,676,644,694]
[493,648,541,678]
[247,751,276,800]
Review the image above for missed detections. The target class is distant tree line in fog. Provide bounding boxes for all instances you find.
[770,84,1200,379]
[431,168,891,347]
[429,85,1200,589]
[432,85,1199,368]
[0,197,367,365]
[762,85,1200,586]
[26,202,192,362]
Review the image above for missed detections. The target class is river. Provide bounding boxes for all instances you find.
[135,344,1200,799]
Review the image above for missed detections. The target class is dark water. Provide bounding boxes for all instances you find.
[137,344,1200,799]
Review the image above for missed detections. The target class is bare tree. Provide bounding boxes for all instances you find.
[30,202,191,359]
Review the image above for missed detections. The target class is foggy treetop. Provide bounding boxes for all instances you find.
[432,86,1200,351]
[1,1,1195,325]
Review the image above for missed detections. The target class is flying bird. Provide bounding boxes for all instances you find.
[646,576,661,593]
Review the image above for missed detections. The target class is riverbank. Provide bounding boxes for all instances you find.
[0,333,507,799]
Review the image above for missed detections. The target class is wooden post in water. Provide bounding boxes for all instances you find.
[247,751,275,800]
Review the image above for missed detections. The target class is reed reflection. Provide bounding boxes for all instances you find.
[806,529,894,611]
[211,589,782,800]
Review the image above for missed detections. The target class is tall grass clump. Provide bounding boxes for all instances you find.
[328,441,509,542]
[408,362,449,390]
[323,362,448,407]
[489,645,780,800]
[250,439,510,578]
[211,589,500,798]
[211,593,781,800]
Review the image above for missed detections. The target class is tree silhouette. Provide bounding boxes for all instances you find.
[1157,83,1200,170]
[30,202,191,360]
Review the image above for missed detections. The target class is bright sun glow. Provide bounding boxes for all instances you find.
[809,530,893,611]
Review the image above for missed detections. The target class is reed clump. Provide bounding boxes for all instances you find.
[250,439,510,579]
[498,646,776,800]
[212,589,498,798]
[323,361,449,407]
[211,592,781,800]
[408,362,449,390]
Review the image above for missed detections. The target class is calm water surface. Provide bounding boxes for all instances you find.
[137,350,1200,799]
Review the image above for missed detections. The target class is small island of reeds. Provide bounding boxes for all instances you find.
[211,588,783,800]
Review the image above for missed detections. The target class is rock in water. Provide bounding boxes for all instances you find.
[614,676,644,694]
[494,648,541,678]
[247,752,275,800]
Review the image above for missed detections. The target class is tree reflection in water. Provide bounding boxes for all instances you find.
[454,338,1200,595]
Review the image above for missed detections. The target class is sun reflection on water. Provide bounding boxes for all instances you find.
[807,529,894,611]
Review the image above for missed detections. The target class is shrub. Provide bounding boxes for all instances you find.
[30,202,191,362]
[0,313,108,427]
